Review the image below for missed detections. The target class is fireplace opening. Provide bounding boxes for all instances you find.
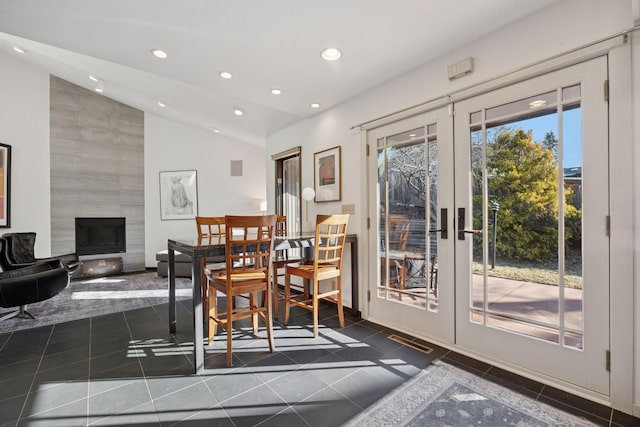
[75,217,126,256]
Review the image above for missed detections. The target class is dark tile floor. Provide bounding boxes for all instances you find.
[0,296,638,426]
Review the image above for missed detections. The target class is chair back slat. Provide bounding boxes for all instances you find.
[275,215,287,237]
[225,215,277,283]
[314,214,349,267]
[273,215,294,262]
[196,216,225,238]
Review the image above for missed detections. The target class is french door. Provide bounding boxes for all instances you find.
[368,56,610,395]
[454,57,609,395]
[368,108,455,344]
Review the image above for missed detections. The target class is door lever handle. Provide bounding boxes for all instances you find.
[428,208,447,239]
[462,229,482,235]
[457,207,480,240]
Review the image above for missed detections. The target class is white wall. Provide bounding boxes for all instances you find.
[144,114,267,267]
[0,50,52,257]
[266,0,637,413]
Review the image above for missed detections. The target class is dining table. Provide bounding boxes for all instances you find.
[167,232,359,373]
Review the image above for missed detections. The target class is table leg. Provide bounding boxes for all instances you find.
[192,254,205,374]
[168,246,176,334]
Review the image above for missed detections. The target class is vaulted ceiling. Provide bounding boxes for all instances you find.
[0,0,557,146]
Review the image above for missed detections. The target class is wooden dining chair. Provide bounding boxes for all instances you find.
[270,215,301,318]
[385,214,410,288]
[196,216,225,239]
[206,214,277,367]
[195,216,226,320]
[283,214,349,337]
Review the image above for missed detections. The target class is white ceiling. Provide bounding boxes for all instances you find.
[0,0,557,147]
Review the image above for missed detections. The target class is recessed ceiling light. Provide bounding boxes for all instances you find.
[310,103,320,109]
[157,101,166,108]
[529,99,547,109]
[219,71,233,79]
[213,128,220,133]
[234,108,244,116]
[89,75,99,82]
[409,134,417,138]
[95,88,104,93]
[321,47,341,61]
[13,46,25,54]
[271,88,282,95]
[151,49,168,59]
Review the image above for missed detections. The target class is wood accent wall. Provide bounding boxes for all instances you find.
[49,76,145,272]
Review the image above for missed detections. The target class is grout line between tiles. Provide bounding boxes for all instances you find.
[0,330,13,353]
[16,325,54,423]
[537,384,545,400]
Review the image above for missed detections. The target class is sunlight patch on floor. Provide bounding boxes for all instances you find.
[79,277,128,284]
[71,289,191,299]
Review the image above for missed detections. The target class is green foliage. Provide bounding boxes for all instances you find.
[564,205,582,253]
[472,129,578,263]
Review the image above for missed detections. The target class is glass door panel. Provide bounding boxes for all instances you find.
[378,127,439,311]
[469,90,584,348]
[455,56,609,395]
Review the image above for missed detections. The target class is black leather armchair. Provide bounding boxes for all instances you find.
[0,259,70,320]
[0,232,79,274]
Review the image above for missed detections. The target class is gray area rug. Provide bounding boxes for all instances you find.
[0,272,192,335]
[344,360,597,427]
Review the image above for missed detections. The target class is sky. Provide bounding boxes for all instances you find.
[518,108,582,168]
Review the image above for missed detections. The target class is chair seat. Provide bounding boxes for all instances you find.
[285,263,341,281]
[214,271,268,282]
